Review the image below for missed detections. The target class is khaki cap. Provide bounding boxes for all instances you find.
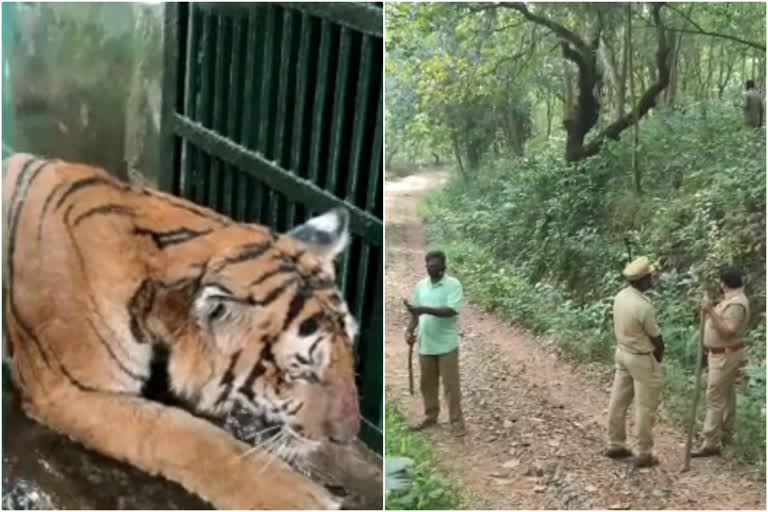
[623,256,656,281]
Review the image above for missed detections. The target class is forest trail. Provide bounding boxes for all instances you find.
[384,169,765,510]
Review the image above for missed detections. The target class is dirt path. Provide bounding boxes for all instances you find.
[384,170,766,510]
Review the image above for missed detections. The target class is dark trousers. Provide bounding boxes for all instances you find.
[419,349,464,426]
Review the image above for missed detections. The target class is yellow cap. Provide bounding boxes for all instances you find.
[622,256,656,281]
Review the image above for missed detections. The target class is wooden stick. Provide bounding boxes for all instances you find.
[407,342,414,395]
[682,311,707,472]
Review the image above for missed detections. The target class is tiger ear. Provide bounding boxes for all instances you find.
[288,208,350,263]
[191,284,242,353]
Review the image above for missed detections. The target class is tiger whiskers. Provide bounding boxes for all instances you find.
[238,425,283,459]
[255,430,291,476]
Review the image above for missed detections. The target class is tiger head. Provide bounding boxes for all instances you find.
[165,208,360,453]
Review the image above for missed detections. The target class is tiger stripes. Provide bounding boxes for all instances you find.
[2,153,360,509]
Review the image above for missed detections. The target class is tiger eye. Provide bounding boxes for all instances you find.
[298,317,319,336]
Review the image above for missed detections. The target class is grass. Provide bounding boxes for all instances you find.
[384,402,464,510]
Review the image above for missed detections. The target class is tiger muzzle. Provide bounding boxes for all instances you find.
[326,379,360,444]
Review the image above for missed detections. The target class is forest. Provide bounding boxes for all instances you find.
[385,0,766,478]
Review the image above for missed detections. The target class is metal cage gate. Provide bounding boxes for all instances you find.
[160,2,383,452]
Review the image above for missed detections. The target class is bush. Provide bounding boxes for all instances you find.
[422,104,766,471]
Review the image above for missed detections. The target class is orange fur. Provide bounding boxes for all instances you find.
[3,154,361,509]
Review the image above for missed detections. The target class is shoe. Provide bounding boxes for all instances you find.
[409,418,437,431]
[633,454,660,468]
[691,446,721,458]
[451,424,467,437]
[603,447,634,459]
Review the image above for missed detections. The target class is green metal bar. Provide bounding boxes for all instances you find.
[273,9,293,166]
[287,12,312,229]
[326,27,352,195]
[354,244,371,328]
[352,65,381,325]
[209,15,228,211]
[194,3,382,38]
[159,2,180,193]
[358,257,383,453]
[2,3,17,155]
[172,114,382,244]
[223,16,243,219]
[307,20,332,184]
[278,2,382,38]
[270,8,295,229]
[180,3,199,200]
[226,18,243,143]
[366,87,382,214]
[346,34,373,208]
[257,5,277,157]
[255,5,278,223]
[238,10,260,221]
[339,33,374,290]
[194,11,215,206]
[240,10,258,149]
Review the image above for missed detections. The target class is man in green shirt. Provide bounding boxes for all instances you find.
[404,250,465,436]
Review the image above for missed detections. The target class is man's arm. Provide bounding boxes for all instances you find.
[702,301,745,338]
[404,281,462,318]
[644,306,664,362]
[408,305,457,317]
[405,314,418,344]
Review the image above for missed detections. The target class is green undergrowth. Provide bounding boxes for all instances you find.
[384,402,465,510]
[421,104,766,473]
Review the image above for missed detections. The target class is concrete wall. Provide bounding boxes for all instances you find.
[3,2,165,187]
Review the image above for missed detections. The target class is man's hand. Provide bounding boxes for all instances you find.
[700,296,714,314]
[403,299,423,316]
[404,328,416,346]
[650,335,664,363]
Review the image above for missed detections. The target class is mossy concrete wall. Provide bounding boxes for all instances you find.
[3,2,164,187]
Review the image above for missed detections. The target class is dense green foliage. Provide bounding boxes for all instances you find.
[385,403,464,510]
[386,2,766,169]
[422,104,765,470]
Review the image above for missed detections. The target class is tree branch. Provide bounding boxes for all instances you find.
[471,2,589,53]
[583,3,671,158]
[653,25,765,52]
[650,2,765,51]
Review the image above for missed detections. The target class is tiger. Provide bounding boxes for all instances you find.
[2,153,362,510]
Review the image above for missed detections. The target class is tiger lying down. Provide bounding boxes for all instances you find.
[2,153,362,509]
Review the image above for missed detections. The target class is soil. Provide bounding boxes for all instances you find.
[384,169,766,510]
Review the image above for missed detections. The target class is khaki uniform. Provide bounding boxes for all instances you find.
[607,286,663,456]
[701,289,750,449]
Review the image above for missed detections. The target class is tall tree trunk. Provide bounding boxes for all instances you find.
[752,51,758,80]
[617,23,629,118]
[627,3,641,193]
[546,92,552,138]
[665,33,682,106]
[451,135,466,180]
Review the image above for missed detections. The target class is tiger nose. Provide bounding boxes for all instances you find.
[326,380,360,443]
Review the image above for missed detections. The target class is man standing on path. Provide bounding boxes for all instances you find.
[605,256,665,468]
[692,266,751,458]
[743,79,763,129]
[404,250,466,437]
